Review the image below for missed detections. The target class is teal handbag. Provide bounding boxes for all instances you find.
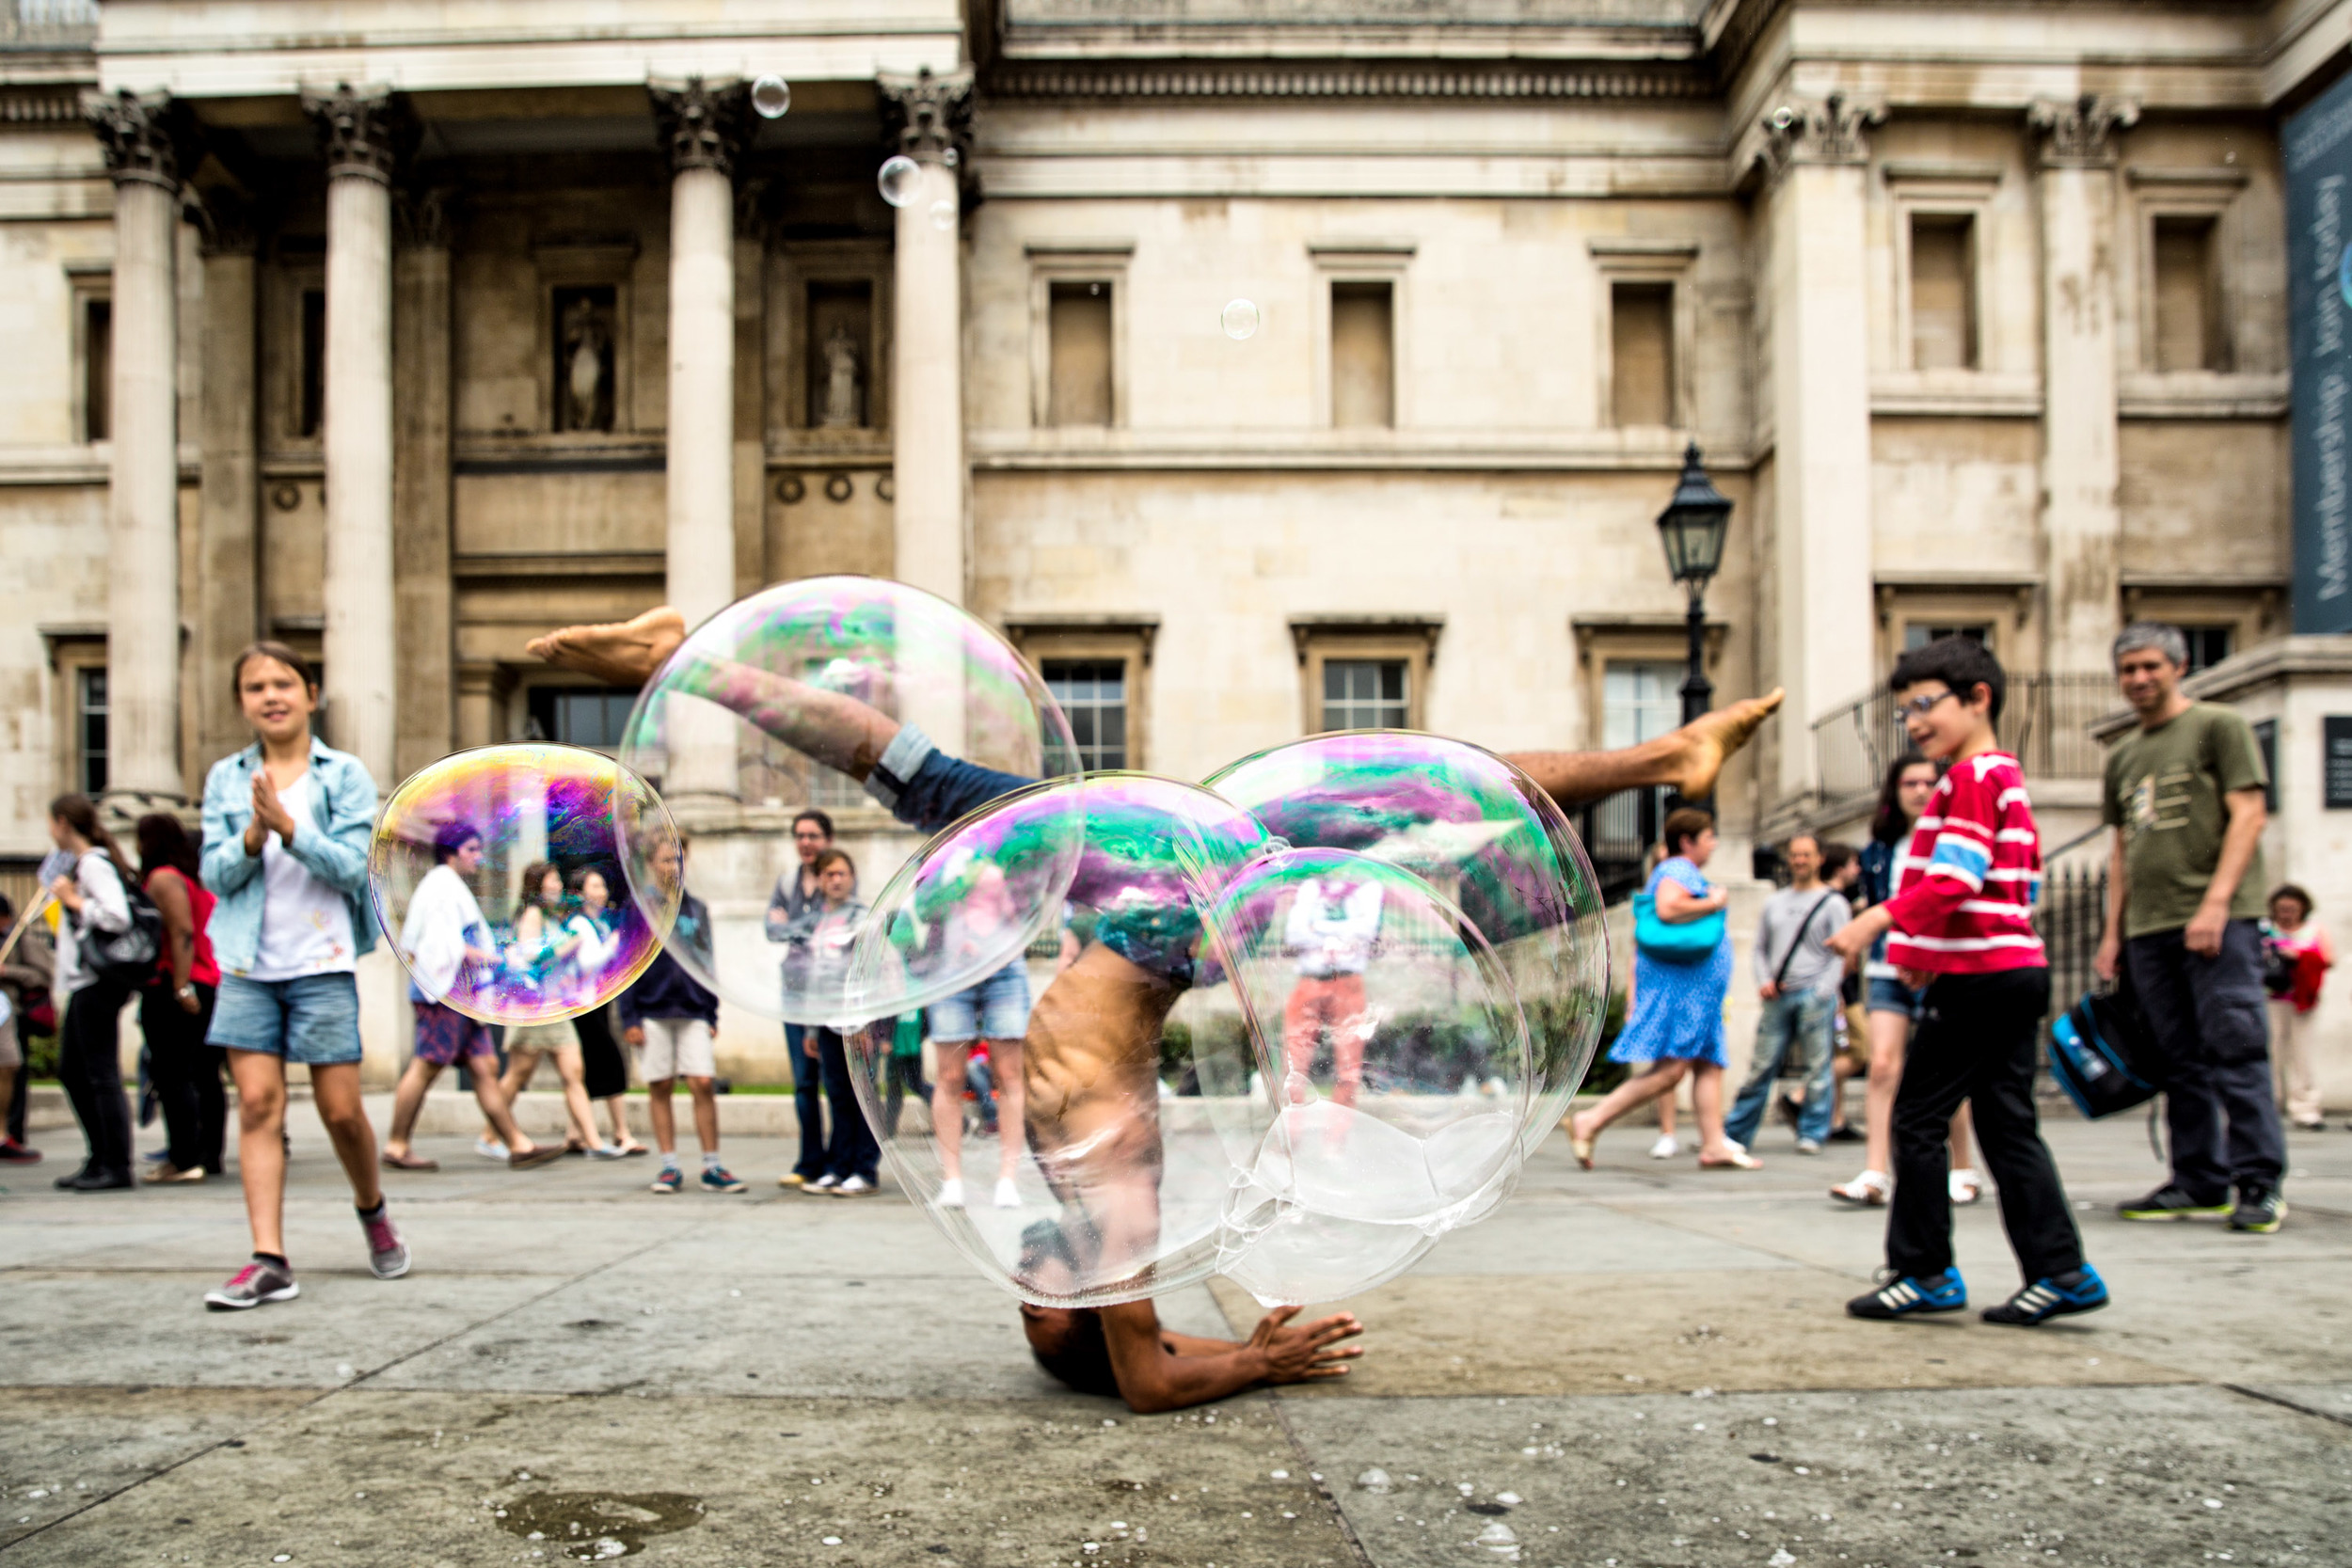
[1633,890,1725,963]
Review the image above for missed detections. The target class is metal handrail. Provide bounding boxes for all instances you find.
[1811,673,2115,793]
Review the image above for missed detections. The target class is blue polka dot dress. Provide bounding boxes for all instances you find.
[1608,856,1732,1069]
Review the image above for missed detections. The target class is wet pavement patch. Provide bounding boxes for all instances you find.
[491,1488,703,1560]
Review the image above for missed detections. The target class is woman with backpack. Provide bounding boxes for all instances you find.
[137,812,224,1183]
[46,792,141,1191]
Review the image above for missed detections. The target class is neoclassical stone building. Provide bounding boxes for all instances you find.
[1,0,2340,1076]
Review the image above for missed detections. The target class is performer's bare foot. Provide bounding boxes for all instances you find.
[525,608,687,688]
[1661,688,1782,800]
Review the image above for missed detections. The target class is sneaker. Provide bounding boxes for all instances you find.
[811,1172,841,1192]
[360,1209,410,1280]
[2229,1185,2287,1234]
[1646,1133,1679,1160]
[937,1177,966,1210]
[204,1258,299,1311]
[700,1165,748,1194]
[778,1171,809,1188]
[474,1138,510,1164]
[1847,1267,1967,1321]
[1825,1124,1864,1144]
[836,1175,875,1196]
[1981,1265,2108,1325]
[993,1178,1021,1210]
[1830,1170,1890,1206]
[0,1139,40,1164]
[2118,1184,2232,1222]
[650,1166,683,1195]
[1794,1138,1823,1156]
[1949,1167,1984,1206]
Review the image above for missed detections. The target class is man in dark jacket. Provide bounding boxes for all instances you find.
[616,838,742,1195]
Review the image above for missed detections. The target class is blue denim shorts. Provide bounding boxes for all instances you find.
[1866,974,1924,1019]
[208,972,364,1066]
[927,959,1033,1043]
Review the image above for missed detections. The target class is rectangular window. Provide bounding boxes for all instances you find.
[1609,282,1675,427]
[76,665,107,796]
[1329,280,1394,429]
[1043,658,1128,771]
[2152,214,2222,372]
[2182,625,2233,674]
[1047,280,1114,427]
[525,686,637,751]
[1909,214,1977,371]
[1602,661,1684,752]
[1321,658,1407,732]
[1903,622,1994,652]
[83,296,111,442]
[299,288,326,437]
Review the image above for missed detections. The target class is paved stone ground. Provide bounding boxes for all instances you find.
[0,1099,2346,1568]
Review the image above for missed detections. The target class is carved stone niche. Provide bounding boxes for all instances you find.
[773,239,892,444]
[532,239,637,436]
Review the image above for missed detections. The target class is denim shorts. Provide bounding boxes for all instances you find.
[928,959,1033,1043]
[209,972,364,1066]
[1866,974,1924,1019]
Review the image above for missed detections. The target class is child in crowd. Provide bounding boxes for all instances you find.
[618,837,742,1195]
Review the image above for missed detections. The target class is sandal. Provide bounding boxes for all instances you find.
[613,1141,651,1157]
[1698,1148,1762,1170]
[1830,1171,1890,1206]
[1564,1116,1596,1169]
[379,1148,439,1172]
[1948,1168,1983,1206]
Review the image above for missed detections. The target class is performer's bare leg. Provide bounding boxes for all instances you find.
[528,606,1781,807]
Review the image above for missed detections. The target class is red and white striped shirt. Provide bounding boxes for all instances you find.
[1882,750,2046,974]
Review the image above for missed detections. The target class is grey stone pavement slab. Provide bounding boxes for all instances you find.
[0,1106,2346,1566]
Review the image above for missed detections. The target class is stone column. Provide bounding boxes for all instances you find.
[2032,96,2139,674]
[303,86,405,791]
[881,67,974,608]
[1756,94,1883,800]
[194,193,262,771]
[85,89,193,808]
[394,187,455,778]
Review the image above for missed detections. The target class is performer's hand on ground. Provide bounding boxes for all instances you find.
[1248,1305,1364,1384]
[526,607,688,687]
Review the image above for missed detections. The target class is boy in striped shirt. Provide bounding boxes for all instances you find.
[1825,637,2106,1326]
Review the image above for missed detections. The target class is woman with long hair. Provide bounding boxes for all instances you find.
[1830,752,1979,1207]
[1567,806,1756,1169]
[46,793,137,1190]
[564,866,644,1155]
[136,812,223,1183]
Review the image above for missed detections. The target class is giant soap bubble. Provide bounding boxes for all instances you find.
[614,576,1080,1027]
[1204,732,1610,1163]
[370,745,681,1024]
[849,773,1278,1307]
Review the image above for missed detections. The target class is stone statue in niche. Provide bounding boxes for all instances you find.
[557,291,616,433]
[818,320,862,428]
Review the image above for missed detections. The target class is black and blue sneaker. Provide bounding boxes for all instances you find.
[1846,1267,1967,1320]
[1981,1265,2108,1325]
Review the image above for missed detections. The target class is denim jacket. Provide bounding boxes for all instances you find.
[199,737,380,976]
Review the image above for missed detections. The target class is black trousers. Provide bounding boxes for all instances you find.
[788,1023,826,1180]
[816,1026,879,1183]
[1886,967,2083,1284]
[8,1063,26,1144]
[140,982,224,1173]
[576,1006,628,1100]
[58,978,134,1178]
[2126,921,2285,1200]
[882,1052,930,1139]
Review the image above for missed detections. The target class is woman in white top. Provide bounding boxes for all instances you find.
[485,861,607,1158]
[46,793,136,1191]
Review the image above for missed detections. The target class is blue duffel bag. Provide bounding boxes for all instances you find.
[2048,985,2162,1121]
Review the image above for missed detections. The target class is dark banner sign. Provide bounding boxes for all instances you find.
[2288,72,2352,633]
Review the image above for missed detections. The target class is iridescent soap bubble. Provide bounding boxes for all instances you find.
[369,745,680,1025]
[878,154,921,208]
[1221,298,1260,340]
[613,575,1079,1027]
[848,773,1276,1307]
[750,75,791,119]
[929,197,956,232]
[1205,732,1609,1163]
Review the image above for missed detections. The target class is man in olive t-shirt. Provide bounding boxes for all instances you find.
[2096,625,2284,1233]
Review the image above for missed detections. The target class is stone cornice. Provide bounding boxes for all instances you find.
[984,60,1709,102]
[301,84,409,184]
[2028,93,2139,169]
[1753,90,1884,183]
[881,65,976,165]
[647,76,753,180]
[83,87,196,192]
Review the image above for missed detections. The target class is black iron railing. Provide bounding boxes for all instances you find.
[1566,784,1675,905]
[2035,861,2110,1021]
[1812,673,2114,797]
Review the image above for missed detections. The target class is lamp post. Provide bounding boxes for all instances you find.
[1655,441,1734,728]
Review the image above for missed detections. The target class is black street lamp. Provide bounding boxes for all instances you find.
[1655,441,1734,728]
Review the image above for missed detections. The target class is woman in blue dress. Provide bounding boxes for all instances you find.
[1567,807,1758,1170]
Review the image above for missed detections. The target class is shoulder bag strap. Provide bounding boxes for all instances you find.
[1773,893,1839,990]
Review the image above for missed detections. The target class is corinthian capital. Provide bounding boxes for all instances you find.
[84,88,197,192]
[879,66,975,166]
[1755,91,1886,182]
[2028,95,2139,168]
[302,84,410,183]
[648,77,754,179]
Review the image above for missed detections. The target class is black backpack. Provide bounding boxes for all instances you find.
[2047,984,2162,1120]
[81,863,164,989]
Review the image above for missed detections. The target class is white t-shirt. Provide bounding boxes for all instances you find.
[247,770,357,981]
